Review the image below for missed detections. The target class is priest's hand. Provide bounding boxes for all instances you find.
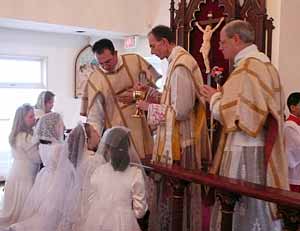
[134,82,149,92]
[117,89,134,105]
[199,85,218,102]
[136,100,149,111]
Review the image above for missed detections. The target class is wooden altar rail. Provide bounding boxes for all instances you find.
[144,161,300,231]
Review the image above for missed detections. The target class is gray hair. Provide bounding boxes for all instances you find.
[9,104,34,147]
[223,20,255,44]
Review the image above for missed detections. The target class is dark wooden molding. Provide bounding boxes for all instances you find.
[278,205,300,231]
[144,161,300,231]
[170,0,274,55]
[145,161,300,209]
[265,17,275,59]
[170,0,176,32]
[216,190,240,231]
[168,177,188,231]
[240,0,267,53]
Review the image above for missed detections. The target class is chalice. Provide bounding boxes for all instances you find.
[132,90,146,118]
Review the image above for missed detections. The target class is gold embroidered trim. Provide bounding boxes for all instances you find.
[122,56,135,87]
[220,100,238,110]
[240,95,267,116]
[100,69,138,152]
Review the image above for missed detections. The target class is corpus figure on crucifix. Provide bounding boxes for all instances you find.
[195,16,224,73]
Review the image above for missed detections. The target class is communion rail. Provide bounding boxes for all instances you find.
[144,161,300,231]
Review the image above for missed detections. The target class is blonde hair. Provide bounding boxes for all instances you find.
[9,104,34,147]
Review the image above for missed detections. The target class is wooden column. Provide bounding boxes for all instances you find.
[169,178,188,231]
[176,0,187,48]
[216,191,240,231]
[265,17,275,59]
[170,0,176,32]
[278,205,300,231]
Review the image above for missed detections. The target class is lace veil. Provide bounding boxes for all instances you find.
[96,126,142,165]
[35,91,46,112]
[96,126,146,178]
[15,112,76,231]
[33,112,64,143]
[67,123,87,167]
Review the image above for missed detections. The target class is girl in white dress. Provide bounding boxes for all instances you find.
[2,112,77,231]
[63,123,105,231]
[34,91,55,121]
[0,104,41,227]
[83,126,148,231]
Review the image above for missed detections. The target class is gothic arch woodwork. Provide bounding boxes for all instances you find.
[170,0,275,71]
[169,0,275,158]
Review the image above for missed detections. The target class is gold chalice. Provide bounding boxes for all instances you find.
[132,90,146,118]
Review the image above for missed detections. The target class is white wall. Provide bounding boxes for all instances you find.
[149,0,170,28]
[1,0,299,122]
[0,0,155,35]
[0,28,89,128]
[266,0,281,68]
[0,27,161,128]
[120,36,151,57]
[277,1,300,110]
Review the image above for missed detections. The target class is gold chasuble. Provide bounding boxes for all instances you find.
[148,47,210,231]
[211,57,289,216]
[80,54,158,159]
[153,47,211,168]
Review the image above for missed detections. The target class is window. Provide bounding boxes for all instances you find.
[0,55,46,88]
[144,56,168,91]
[0,55,47,180]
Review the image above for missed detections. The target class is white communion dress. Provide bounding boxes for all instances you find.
[0,133,40,227]
[83,162,148,231]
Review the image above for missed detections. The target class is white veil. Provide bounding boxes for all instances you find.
[33,112,64,143]
[34,91,47,119]
[35,91,46,112]
[96,126,143,168]
[36,115,77,231]
[12,112,77,231]
[81,126,149,231]
[59,123,106,230]
[67,122,87,167]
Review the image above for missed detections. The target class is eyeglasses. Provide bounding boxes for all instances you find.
[99,58,114,66]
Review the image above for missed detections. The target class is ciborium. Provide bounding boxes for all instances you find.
[132,90,146,118]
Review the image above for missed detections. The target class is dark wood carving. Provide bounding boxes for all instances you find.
[169,0,274,61]
[170,0,176,32]
[167,1,277,230]
[216,190,240,231]
[278,205,300,231]
[145,162,300,209]
[240,0,266,52]
[145,161,300,231]
[189,1,228,84]
[169,0,275,162]
[168,178,188,231]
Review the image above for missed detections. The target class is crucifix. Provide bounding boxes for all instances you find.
[194,12,224,74]
[161,150,173,166]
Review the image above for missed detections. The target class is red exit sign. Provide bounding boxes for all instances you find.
[124,36,136,49]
